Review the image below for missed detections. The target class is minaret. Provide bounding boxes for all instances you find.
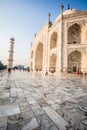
[60,4,64,15]
[60,4,64,72]
[48,13,51,23]
[8,37,15,70]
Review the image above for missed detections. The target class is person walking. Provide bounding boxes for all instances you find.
[45,70,48,76]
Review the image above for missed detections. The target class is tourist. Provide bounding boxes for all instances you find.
[45,70,48,76]
[77,70,80,75]
[8,68,11,74]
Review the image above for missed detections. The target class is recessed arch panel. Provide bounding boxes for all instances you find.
[50,32,57,49]
[35,43,43,71]
[68,23,81,44]
[49,54,57,73]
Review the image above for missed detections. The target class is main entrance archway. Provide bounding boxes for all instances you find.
[35,43,43,71]
[68,50,81,73]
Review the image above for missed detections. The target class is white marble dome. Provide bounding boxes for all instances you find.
[55,9,80,23]
[63,9,80,15]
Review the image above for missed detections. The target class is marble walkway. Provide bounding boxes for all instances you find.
[0,71,87,130]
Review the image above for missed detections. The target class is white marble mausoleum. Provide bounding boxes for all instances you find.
[30,5,87,73]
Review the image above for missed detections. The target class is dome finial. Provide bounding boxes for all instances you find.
[68,4,70,9]
[60,4,64,14]
[48,13,51,23]
[10,37,15,42]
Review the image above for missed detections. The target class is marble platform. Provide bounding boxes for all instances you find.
[0,71,87,130]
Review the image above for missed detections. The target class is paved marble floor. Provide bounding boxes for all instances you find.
[0,71,87,130]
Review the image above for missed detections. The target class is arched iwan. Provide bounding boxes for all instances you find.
[68,23,81,44]
[67,50,81,73]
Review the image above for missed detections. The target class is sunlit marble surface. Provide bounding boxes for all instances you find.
[0,71,87,130]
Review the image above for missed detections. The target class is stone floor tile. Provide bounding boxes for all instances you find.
[0,127,7,130]
[67,98,79,104]
[19,101,29,107]
[0,117,7,127]
[51,103,60,110]
[21,110,34,120]
[36,114,58,130]
[46,100,55,105]
[0,92,9,99]
[37,98,48,107]
[28,99,37,105]
[43,106,69,130]
[0,98,10,106]
[54,98,63,104]
[21,118,39,130]
[33,108,45,117]
[10,87,17,98]
[16,88,24,98]
[0,104,20,118]
[31,104,41,110]
[41,123,58,130]
[67,111,86,130]
[7,113,24,124]
[20,105,31,112]
[81,119,87,129]
[68,128,74,130]
[80,120,87,130]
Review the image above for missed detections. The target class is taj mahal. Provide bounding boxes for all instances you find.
[30,5,87,74]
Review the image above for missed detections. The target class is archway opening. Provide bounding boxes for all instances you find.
[49,54,57,73]
[68,23,81,44]
[35,43,43,71]
[68,50,81,73]
[50,32,57,49]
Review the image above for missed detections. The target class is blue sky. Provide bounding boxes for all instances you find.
[0,0,87,67]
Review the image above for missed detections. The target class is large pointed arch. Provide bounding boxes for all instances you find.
[67,50,81,73]
[50,32,57,49]
[68,23,81,44]
[49,54,57,73]
[35,42,43,71]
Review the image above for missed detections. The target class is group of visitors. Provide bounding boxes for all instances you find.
[8,68,87,77]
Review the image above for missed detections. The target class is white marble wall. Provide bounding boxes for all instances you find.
[30,10,87,73]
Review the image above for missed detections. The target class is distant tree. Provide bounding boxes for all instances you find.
[0,61,7,70]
